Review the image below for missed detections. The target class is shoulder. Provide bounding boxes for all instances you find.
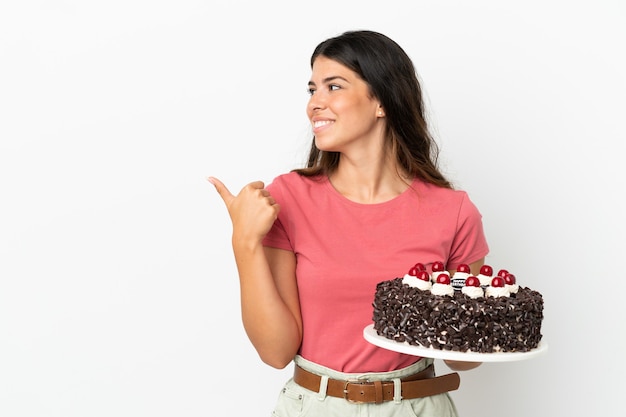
[266,172,326,194]
[413,180,482,217]
[414,180,471,203]
[266,173,329,222]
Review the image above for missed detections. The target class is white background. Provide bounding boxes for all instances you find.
[1,1,624,416]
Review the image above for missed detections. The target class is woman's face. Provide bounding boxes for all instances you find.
[307,56,385,155]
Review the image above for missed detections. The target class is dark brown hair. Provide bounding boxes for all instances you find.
[294,30,451,189]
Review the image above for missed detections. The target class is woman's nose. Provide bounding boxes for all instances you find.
[308,93,326,113]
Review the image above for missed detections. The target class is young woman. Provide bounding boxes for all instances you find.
[209,30,489,416]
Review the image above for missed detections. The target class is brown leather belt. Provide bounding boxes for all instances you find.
[293,364,460,404]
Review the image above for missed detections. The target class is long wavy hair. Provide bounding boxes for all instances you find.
[294,30,451,189]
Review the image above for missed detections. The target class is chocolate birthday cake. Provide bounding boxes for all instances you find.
[372,262,544,353]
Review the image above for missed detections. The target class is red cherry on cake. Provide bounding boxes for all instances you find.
[465,276,480,287]
[497,269,509,278]
[504,273,516,285]
[413,263,426,271]
[408,266,419,276]
[457,263,470,273]
[479,265,493,276]
[436,273,451,285]
[432,261,445,272]
[416,271,430,281]
[491,276,505,287]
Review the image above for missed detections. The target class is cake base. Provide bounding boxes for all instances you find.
[363,324,548,362]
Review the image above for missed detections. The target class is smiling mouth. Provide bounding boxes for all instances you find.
[313,120,334,128]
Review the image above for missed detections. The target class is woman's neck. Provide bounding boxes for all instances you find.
[329,155,410,204]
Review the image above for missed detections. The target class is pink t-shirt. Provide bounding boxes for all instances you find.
[262,172,489,373]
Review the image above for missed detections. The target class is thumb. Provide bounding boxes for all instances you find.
[207,176,235,205]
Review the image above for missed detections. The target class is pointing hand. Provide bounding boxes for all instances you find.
[208,176,280,242]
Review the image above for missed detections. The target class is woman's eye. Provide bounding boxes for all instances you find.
[307,84,340,95]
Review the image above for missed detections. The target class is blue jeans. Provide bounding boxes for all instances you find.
[271,355,459,417]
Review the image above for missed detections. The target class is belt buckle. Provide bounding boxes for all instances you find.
[343,379,369,404]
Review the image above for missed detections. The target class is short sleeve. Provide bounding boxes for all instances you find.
[262,177,294,252]
[447,192,489,269]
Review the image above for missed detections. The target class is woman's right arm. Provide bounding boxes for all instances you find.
[208,177,302,369]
